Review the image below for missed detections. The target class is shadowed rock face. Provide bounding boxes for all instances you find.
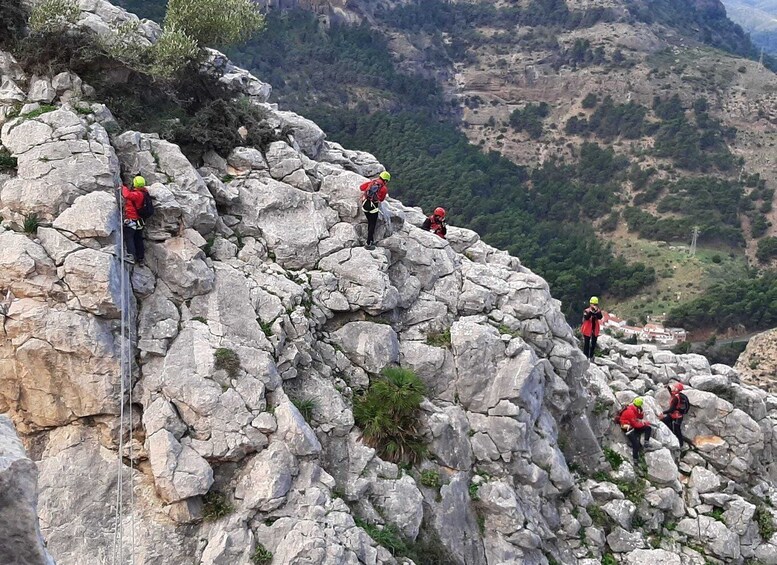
[0,415,55,565]
[2,2,777,564]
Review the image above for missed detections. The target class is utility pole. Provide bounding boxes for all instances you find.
[689,226,700,257]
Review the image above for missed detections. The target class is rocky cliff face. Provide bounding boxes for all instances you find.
[2,2,777,565]
[736,328,777,392]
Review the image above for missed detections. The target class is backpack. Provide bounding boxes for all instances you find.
[138,190,154,219]
[612,405,627,424]
[676,392,690,415]
[365,180,382,203]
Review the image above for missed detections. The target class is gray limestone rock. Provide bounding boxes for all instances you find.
[331,321,399,374]
[0,415,55,565]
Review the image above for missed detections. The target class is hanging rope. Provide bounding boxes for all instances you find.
[112,184,136,565]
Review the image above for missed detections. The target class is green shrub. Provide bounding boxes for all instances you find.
[354,517,408,556]
[509,102,550,139]
[587,504,609,528]
[251,544,273,565]
[615,479,647,504]
[214,347,240,378]
[353,367,427,464]
[756,237,777,264]
[756,504,775,541]
[0,149,17,172]
[149,26,200,78]
[420,470,442,489]
[710,508,725,522]
[426,328,451,347]
[22,105,57,119]
[0,0,28,48]
[164,0,265,48]
[601,552,617,565]
[291,397,317,422]
[28,0,80,34]
[468,482,480,501]
[202,491,234,522]
[603,447,624,471]
[23,213,40,234]
[581,92,598,109]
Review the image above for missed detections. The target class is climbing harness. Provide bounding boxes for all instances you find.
[112,188,136,565]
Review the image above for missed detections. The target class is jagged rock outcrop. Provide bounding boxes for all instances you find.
[0,415,55,565]
[3,3,777,565]
[735,328,777,392]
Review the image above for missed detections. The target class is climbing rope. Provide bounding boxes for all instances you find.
[112,185,136,565]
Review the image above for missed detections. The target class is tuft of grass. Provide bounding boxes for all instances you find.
[468,482,480,501]
[709,508,725,522]
[192,316,208,324]
[354,517,408,556]
[425,328,451,348]
[251,544,273,565]
[587,504,609,528]
[353,366,427,465]
[0,149,17,172]
[603,447,624,471]
[601,553,617,565]
[615,478,647,505]
[222,174,234,183]
[214,347,241,378]
[23,213,40,233]
[291,397,317,422]
[420,469,442,489]
[259,319,273,337]
[202,491,234,522]
[22,104,57,119]
[756,504,775,541]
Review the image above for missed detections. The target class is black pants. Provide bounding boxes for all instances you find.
[365,210,379,245]
[583,335,598,359]
[662,416,684,447]
[123,225,144,262]
[627,426,652,461]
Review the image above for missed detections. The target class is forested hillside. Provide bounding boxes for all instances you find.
[116,0,777,330]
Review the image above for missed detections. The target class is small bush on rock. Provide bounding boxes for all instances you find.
[214,347,240,378]
[425,328,451,348]
[420,470,442,489]
[23,213,40,234]
[0,149,17,172]
[251,544,272,565]
[291,397,317,423]
[202,491,234,522]
[756,504,775,541]
[353,366,427,464]
[603,447,624,470]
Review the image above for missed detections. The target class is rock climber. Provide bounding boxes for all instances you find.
[121,175,150,265]
[581,296,603,360]
[422,207,447,239]
[359,171,390,250]
[662,382,690,449]
[619,397,659,464]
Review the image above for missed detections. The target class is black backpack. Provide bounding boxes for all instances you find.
[676,392,690,415]
[365,180,382,203]
[138,190,154,219]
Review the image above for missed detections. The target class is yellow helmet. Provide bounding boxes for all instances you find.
[379,171,391,181]
[133,176,146,188]
[633,397,644,407]
[590,296,599,305]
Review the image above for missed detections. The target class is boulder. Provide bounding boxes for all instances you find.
[147,430,214,503]
[235,442,297,512]
[676,515,741,560]
[147,237,214,300]
[52,191,118,239]
[331,321,399,374]
[59,248,121,317]
[317,248,399,315]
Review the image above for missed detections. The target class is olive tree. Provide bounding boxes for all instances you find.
[164,0,265,48]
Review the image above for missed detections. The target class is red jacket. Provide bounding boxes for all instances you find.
[665,393,685,420]
[619,404,649,429]
[359,179,388,203]
[422,215,447,238]
[581,306,603,337]
[122,185,146,221]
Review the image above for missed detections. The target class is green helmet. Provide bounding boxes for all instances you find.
[133,176,146,188]
[633,397,644,407]
[379,171,391,181]
[590,296,599,305]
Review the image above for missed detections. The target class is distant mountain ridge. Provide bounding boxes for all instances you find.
[722,0,777,54]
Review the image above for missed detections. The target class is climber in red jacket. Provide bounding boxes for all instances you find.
[121,176,148,264]
[422,207,447,238]
[662,382,690,448]
[619,397,658,464]
[359,171,390,250]
[581,296,603,361]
